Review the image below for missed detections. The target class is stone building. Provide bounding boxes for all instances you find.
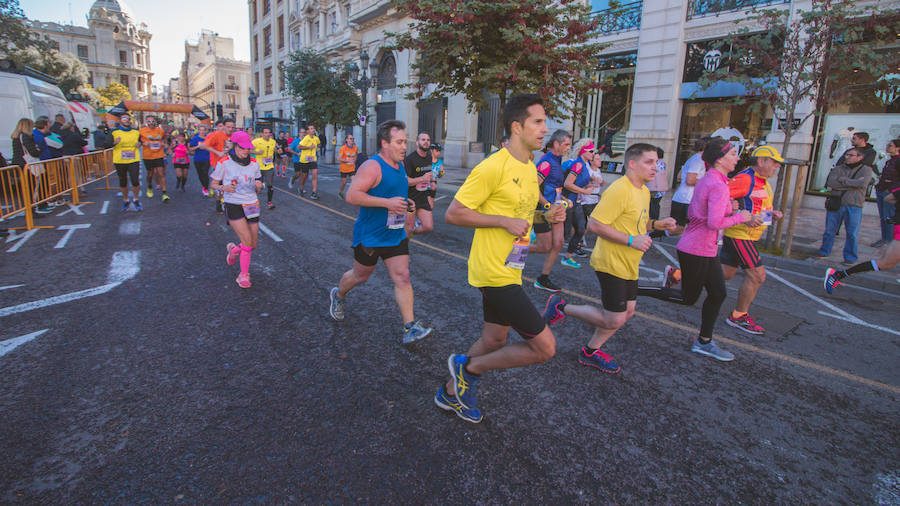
[27,0,153,101]
[248,0,296,135]
[176,31,252,128]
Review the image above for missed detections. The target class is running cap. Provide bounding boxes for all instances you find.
[578,141,596,158]
[750,145,785,163]
[230,131,254,149]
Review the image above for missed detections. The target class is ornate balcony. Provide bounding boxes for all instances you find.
[686,0,788,20]
[593,1,642,34]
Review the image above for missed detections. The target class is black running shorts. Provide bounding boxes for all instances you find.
[295,161,317,174]
[353,238,409,267]
[409,191,432,212]
[144,158,165,170]
[595,271,638,313]
[115,162,140,187]
[670,201,689,226]
[479,284,546,338]
[225,202,260,223]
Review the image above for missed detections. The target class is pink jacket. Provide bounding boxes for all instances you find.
[677,169,747,257]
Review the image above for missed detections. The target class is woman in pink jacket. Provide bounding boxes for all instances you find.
[638,137,762,361]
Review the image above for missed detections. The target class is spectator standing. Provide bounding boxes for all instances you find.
[871,138,899,247]
[93,122,114,151]
[60,122,87,156]
[836,131,877,168]
[50,114,66,136]
[11,118,50,214]
[817,147,874,264]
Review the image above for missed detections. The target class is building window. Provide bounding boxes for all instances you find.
[263,25,272,56]
[278,15,285,48]
[119,50,127,66]
[329,12,337,34]
[120,75,129,87]
[77,45,88,61]
[255,71,260,94]
[136,52,142,66]
[315,21,320,40]
[264,67,273,94]
[253,34,259,60]
[279,66,285,91]
[88,71,93,85]
[263,0,270,15]
[228,94,236,107]
[228,75,236,85]
[291,31,299,50]
[137,77,144,92]
[344,3,350,25]
[251,0,257,24]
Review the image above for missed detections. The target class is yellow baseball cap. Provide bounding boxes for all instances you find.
[751,145,784,163]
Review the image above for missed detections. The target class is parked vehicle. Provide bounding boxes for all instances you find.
[0,64,70,163]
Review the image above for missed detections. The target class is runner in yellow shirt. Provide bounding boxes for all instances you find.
[252,127,279,209]
[288,124,321,199]
[111,113,143,211]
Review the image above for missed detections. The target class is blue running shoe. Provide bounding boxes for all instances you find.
[434,385,482,423]
[447,354,479,410]
[402,321,433,345]
[561,257,581,268]
[823,268,843,294]
[691,338,734,362]
[578,347,620,373]
[120,200,130,212]
[133,200,143,211]
[542,294,566,325]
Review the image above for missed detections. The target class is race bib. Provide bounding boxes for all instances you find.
[386,210,406,229]
[304,155,315,162]
[149,142,161,150]
[263,157,273,165]
[760,205,773,226]
[242,201,261,219]
[416,182,430,191]
[174,157,188,164]
[121,150,136,160]
[504,236,530,270]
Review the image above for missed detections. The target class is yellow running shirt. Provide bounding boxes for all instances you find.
[298,135,320,163]
[112,128,141,164]
[252,137,278,171]
[589,176,650,280]
[454,148,540,288]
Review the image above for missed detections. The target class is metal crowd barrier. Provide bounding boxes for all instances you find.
[0,148,115,230]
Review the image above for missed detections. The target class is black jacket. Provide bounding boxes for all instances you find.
[60,129,87,156]
[11,132,41,167]
[93,128,114,150]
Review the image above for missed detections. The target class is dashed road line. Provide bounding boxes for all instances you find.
[119,220,141,235]
[54,224,91,249]
[0,329,49,358]
[0,284,24,291]
[100,201,109,214]
[258,222,284,242]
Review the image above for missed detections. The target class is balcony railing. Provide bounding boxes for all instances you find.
[224,84,240,91]
[593,1,642,34]
[687,0,788,20]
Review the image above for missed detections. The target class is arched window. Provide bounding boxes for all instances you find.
[377,54,396,91]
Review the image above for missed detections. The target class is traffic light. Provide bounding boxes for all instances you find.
[216,103,223,119]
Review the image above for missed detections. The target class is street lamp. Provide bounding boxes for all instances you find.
[350,49,379,157]
[248,88,257,133]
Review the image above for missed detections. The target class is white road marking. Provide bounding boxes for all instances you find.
[57,203,85,216]
[818,311,900,336]
[118,221,141,235]
[0,251,140,318]
[258,222,284,242]
[0,284,25,291]
[5,229,38,252]
[766,270,863,324]
[0,329,49,358]
[434,195,448,201]
[653,242,679,267]
[54,224,91,249]
[100,201,109,214]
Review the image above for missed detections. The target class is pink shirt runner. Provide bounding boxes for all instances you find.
[173,144,189,164]
[676,169,747,257]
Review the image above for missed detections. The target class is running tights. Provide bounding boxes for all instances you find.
[637,250,727,338]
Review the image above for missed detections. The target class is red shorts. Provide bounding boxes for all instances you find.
[719,237,763,270]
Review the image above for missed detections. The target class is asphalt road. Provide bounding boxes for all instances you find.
[1,166,898,503]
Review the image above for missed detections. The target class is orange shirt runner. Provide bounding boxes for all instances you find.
[204,130,229,168]
[338,144,359,173]
[140,127,166,160]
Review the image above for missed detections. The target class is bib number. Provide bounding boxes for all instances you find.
[761,206,773,226]
[121,150,136,160]
[149,142,161,150]
[242,201,261,219]
[174,157,188,164]
[304,155,315,162]
[386,210,406,229]
[263,157,273,165]
[504,237,530,270]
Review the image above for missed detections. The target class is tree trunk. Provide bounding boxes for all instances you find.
[768,128,794,250]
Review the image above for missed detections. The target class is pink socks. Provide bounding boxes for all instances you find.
[239,244,253,275]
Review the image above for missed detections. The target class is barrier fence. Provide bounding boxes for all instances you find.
[0,148,115,230]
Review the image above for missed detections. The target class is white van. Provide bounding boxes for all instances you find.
[0,69,70,162]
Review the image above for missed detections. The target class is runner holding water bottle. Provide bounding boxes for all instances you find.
[719,145,785,335]
[209,131,263,289]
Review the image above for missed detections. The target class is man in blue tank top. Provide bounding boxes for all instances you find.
[328,120,434,345]
[530,129,572,292]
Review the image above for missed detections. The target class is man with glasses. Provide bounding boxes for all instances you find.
[817,148,874,264]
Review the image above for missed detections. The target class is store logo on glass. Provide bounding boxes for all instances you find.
[703,50,722,73]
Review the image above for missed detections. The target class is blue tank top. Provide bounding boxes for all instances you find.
[561,157,592,200]
[352,154,408,247]
[536,152,564,204]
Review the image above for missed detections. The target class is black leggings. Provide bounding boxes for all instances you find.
[637,250,727,338]
[566,204,588,253]
[194,161,210,189]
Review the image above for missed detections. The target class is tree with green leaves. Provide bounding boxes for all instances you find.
[283,49,361,133]
[8,46,91,96]
[97,81,132,107]
[0,0,45,55]
[697,0,900,249]
[390,0,607,141]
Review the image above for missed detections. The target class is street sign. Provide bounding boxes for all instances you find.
[360,115,366,126]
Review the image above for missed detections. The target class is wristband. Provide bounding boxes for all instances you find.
[543,202,551,210]
[650,219,655,230]
[627,235,634,247]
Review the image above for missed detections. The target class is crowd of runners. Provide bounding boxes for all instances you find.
[103,96,898,424]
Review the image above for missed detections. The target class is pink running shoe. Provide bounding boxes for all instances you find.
[226,242,238,266]
[236,273,252,288]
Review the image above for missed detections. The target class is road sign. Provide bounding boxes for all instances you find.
[360,115,366,126]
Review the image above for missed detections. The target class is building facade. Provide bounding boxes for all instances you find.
[176,31,252,129]
[27,0,153,101]
[248,0,296,135]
